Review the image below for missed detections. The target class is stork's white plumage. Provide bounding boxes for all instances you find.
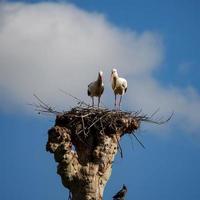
[111,68,128,109]
[87,71,104,107]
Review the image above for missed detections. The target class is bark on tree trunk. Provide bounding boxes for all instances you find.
[46,109,140,200]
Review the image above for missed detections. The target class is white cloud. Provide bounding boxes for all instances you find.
[0,2,199,133]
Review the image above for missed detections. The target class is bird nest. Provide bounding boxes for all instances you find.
[58,106,141,135]
[31,94,173,152]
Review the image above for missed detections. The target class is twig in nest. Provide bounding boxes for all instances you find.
[131,132,145,149]
[29,94,60,115]
[75,129,91,147]
[81,116,87,137]
[78,112,109,136]
[141,111,174,125]
[149,108,160,119]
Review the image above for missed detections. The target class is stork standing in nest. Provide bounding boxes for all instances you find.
[111,68,128,109]
[87,71,104,107]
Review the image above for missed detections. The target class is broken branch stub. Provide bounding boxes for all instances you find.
[46,106,141,200]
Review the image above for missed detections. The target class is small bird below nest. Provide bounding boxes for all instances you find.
[113,184,127,200]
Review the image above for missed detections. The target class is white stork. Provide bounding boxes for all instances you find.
[87,71,104,107]
[111,68,128,109]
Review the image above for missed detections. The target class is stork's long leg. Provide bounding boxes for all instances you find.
[119,95,122,110]
[114,94,117,108]
[92,97,94,107]
[98,96,100,108]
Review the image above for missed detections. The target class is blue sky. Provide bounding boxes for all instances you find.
[1,0,200,200]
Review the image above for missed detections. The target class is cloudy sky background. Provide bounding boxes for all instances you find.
[1,1,200,131]
[1,1,200,200]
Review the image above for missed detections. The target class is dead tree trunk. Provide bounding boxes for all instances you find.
[46,107,141,200]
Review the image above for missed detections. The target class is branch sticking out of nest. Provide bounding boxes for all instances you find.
[28,94,61,115]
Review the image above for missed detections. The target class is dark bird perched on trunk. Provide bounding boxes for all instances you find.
[112,184,127,200]
[111,68,128,109]
[87,71,104,107]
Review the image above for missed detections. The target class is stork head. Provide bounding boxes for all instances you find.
[111,68,118,80]
[98,70,103,80]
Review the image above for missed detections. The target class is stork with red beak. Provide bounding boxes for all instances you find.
[111,68,128,109]
[87,71,104,107]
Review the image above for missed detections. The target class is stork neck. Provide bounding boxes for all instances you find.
[97,76,103,85]
[113,73,118,79]
[112,76,117,88]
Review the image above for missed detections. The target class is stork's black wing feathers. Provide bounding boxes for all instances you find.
[122,83,127,93]
[101,85,104,95]
[87,89,91,96]
[125,86,127,93]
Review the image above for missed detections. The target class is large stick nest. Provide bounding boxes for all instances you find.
[54,106,140,147]
[57,106,140,136]
[31,94,173,151]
